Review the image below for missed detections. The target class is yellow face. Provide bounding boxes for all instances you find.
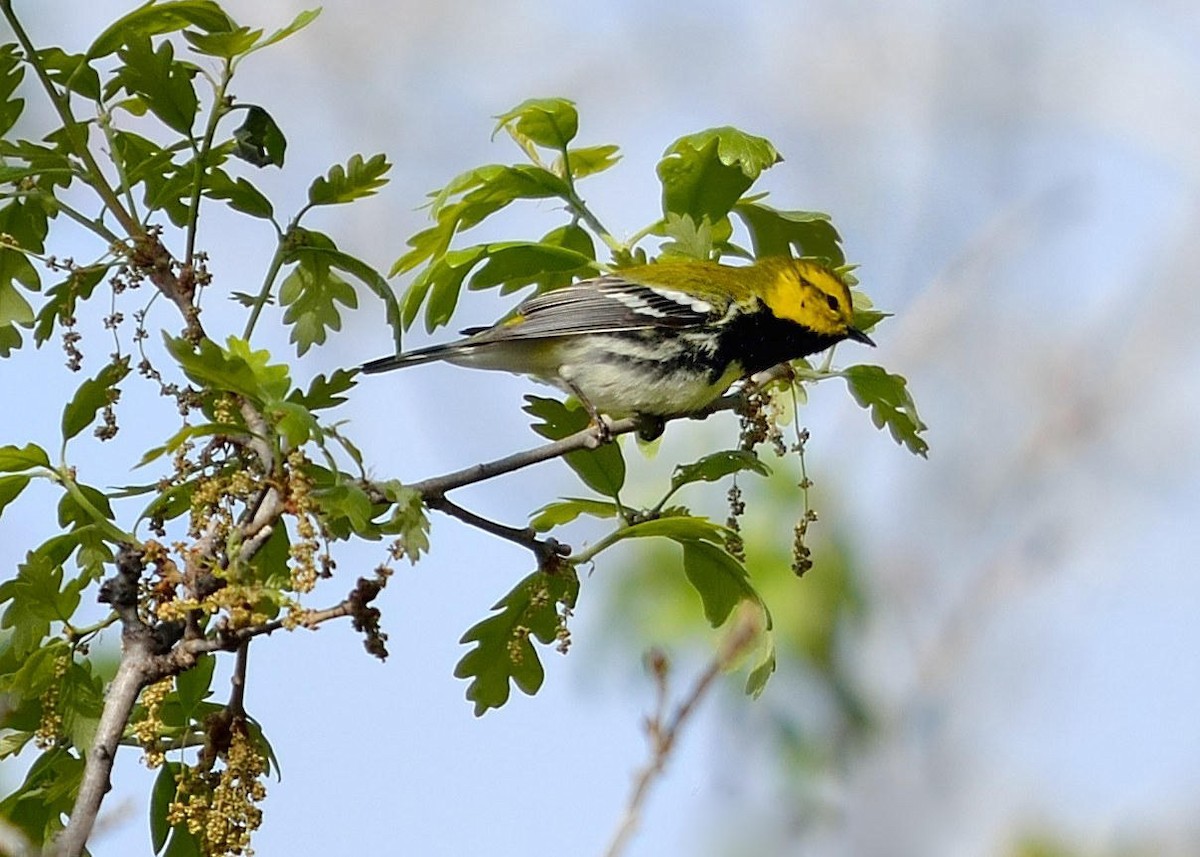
[764,259,859,338]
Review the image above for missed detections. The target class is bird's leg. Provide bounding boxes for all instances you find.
[564,379,614,443]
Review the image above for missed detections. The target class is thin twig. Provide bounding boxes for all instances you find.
[423,493,570,567]
[602,605,763,857]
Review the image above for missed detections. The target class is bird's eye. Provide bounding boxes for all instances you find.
[825,294,840,311]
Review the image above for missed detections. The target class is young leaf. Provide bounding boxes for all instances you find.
[454,567,579,716]
[658,127,781,226]
[150,761,182,853]
[203,168,273,218]
[606,515,730,548]
[0,44,26,137]
[732,200,844,266]
[0,554,78,659]
[164,334,290,404]
[106,37,199,135]
[555,144,620,181]
[466,241,594,293]
[59,660,104,751]
[0,443,50,472]
[391,165,569,278]
[842,364,929,457]
[744,642,777,697]
[671,450,770,492]
[529,497,619,532]
[680,539,753,627]
[279,257,357,356]
[182,25,262,59]
[35,48,101,101]
[250,7,322,53]
[287,369,357,411]
[494,97,578,152]
[231,105,286,168]
[60,357,131,443]
[307,153,391,206]
[0,748,84,847]
[314,245,402,351]
[524,396,626,499]
[87,0,237,58]
[0,475,31,518]
[174,654,216,716]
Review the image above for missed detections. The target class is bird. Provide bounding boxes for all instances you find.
[361,256,874,433]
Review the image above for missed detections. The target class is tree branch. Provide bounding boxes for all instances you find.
[55,547,158,857]
[423,493,570,568]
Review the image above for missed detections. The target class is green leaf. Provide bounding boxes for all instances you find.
[0,265,36,326]
[732,200,844,266]
[0,554,79,659]
[106,36,199,135]
[842,364,929,457]
[88,0,237,58]
[311,245,402,352]
[454,567,579,716]
[231,104,286,168]
[0,199,45,351]
[0,44,26,137]
[466,241,594,294]
[35,48,101,101]
[137,422,247,468]
[150,761,182,852]
[671,450,770,492]
[249,8,321,53]
[60,357,131,443]
[174,654,216,717]
[247,523,290,586]
[494,97,578,152]
[307,153,391,206]
[270,400,319,448]
[312,482,374,539]
[744,643,777,698]
[0,443,50,472]
[0,474,31,517]
[287,369,357,412]
[406,245,484,333]
[524,396,625,499]
[391,164,569,279]
[657,212,725,262]
[279,232,359,356]
[182,25,262,58]
[139,479,197,525]
[555,144,620,180]
[56,482,114,530]
[680,540,751,627]
[374,483,429,561]
[540,223,596,263]
[60,660,103,751]
[202,167,274,218]
[658,127,780,225]
[529,497,619,532]
[164,334,291,404]
[0,748,84,848]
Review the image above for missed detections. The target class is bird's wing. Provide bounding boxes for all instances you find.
[465,274,721,343]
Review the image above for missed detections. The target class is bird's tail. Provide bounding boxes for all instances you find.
[360,342,472,375]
